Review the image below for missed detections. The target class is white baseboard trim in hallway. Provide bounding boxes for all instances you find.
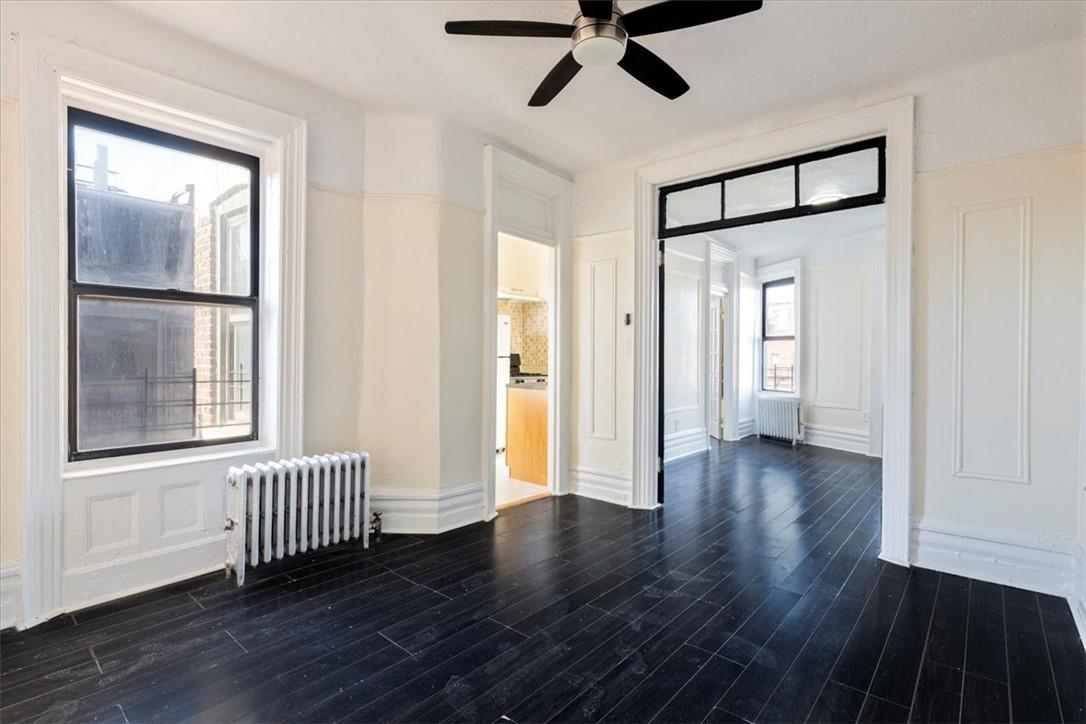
[370,483,484,534]
[664,428,709,462]
[911,518,1078,612]
[570,467,631,507]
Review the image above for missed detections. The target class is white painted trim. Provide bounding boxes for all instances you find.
[804,423,874,457]
[1071,542,1086,646]
[571,468,631,507]
[911,519,1073,598]
[482,146,572,523]
[62,535,225,608]
[633,96,915,561]
[19,34,307,628]
[371,483,485,535]
[1,564,20,630]
[738,418,755,438]
[664,428,709,462]
[588,258,618,441]
[951,197,1032,485]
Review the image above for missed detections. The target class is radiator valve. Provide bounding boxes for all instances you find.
[370,511,383,541]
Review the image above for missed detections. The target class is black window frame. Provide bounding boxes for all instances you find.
[658,136,886,238]
[761,277,796,394]
[66,107,261,461]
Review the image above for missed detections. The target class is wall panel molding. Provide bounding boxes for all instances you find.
[952,197,1032,485]
[588,259,617,441]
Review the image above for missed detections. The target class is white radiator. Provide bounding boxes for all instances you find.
[225,452,370,586]
[757,398,802,445]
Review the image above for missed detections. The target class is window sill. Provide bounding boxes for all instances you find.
[62,440,277,480]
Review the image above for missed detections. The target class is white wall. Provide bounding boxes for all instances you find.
[571,230,635,505]
[800,258,873,450]
[912,146,1084,588]
[571,35,1084,239]
[663,244,709,461]
[0,99,24,628]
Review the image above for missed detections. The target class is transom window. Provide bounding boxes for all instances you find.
[762,278,796,393]
[67,108,260,460]
[659,137,885,237]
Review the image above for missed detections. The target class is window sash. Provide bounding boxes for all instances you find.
[761,277,796,393]
[66,107,261,461]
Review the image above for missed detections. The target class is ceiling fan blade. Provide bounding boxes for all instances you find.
[622,0,763,37]
[445,20,574,38]
[578,0,613,19]
[529,52,582,106]
[618,40,689,100]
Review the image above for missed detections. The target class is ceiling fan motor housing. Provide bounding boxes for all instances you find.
[571,10,628,67]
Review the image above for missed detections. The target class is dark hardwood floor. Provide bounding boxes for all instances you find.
[1,439,1083,723]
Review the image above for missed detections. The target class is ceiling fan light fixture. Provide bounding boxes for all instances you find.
[571,12,627,67]
[573,34,626,67]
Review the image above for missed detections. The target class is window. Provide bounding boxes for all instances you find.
[762,278,795,393]
[67,108,260,460]
[659,137,885,237]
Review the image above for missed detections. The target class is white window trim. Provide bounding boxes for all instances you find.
[756,258,802,399]
[20,33,306,626]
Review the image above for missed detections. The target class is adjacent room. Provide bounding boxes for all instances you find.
[1,1,1084,723]
[496,232,553,509]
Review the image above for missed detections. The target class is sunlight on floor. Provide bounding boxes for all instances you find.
[496,452,549,508]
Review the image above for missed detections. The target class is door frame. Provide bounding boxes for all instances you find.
[481,146,572,521]
[632,97,914,565]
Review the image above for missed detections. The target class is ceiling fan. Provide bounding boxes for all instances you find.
[445,0,763,106]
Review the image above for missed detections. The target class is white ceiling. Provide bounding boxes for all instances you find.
[113,0,1083,174]
[702,203,885,257]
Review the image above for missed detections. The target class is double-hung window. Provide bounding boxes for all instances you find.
[761,277,796,393]
[67,108,260,460]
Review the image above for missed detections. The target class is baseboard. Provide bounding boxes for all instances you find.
[804,423,872,456]
[737,418,755,439]
[1072,542,1086,647]
[370,482,484,535]
[570,467,631,507]
[1,563,20,630]
[911,518,1074,598]
[664,428,709,462]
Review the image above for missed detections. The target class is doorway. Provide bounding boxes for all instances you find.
[495,233,554,510]
[481,145,573,522]
[657,139,887,503]
[634,98,914,564]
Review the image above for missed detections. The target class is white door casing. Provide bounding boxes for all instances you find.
[482,147,572,521]
[632,97,914,565]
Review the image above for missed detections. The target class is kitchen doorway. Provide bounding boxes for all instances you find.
[495,233,554,510]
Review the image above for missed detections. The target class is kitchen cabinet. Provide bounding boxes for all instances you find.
[498,233,549,300]
[506,385,547,486]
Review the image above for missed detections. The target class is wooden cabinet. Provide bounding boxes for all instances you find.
[506,386,547,486]
[498,233,550,300]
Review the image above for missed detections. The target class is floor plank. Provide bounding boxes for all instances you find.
[1,439,1080,724]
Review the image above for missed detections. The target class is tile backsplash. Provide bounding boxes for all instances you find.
[498,299,548,374]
